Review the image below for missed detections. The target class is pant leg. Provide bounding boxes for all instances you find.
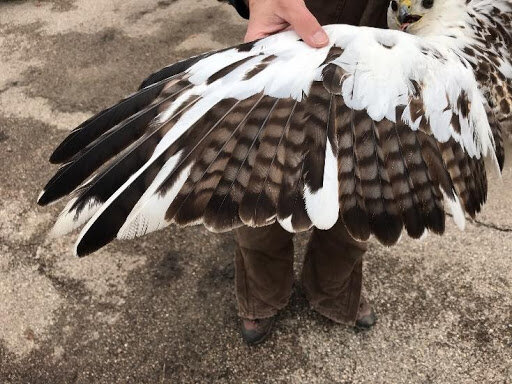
[234,223,295,319]
[302,220,368,325]
[299,0,387,325]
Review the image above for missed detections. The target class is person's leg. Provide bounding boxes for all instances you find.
[301,219,373,326]
[233,0,389,342]
[298,0,388,329]
[234,222,294,343]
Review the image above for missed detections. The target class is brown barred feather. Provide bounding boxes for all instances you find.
[416,133,455,200]
[486,106,506,170]
[322,64,346,95]
[473,157,488,205]
[376,118,424,239]
[352,110,401,244]
[369,119,403,244]
[405,129,445,235]
[438,139,486,220]
[439,141,467,206]
[450,140,484,217]
[276,102,312,232]
[202,95,277,231]
[303,82,331,192]
[164,100,247,225]
[167,95,265,227]
[337,106,370,241]
[239,98,294,226]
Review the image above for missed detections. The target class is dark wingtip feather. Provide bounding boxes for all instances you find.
[49,130,83,164]
[371,213,403,246]
[342,207,371,242]
[74,202,127,257]
[49,82,166,164]
[38,163,76,206]
[203,194,242,232]
[37,190,52,207]
[139,52,216,90]
[75,230,113,257]
[497,149,505,172]
[403,207,426,239]
[426,206,445,235]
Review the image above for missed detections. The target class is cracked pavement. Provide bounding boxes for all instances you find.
[0,1,511,383]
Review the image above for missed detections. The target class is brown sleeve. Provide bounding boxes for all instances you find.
[359,0,389,27]
[305,0,389,28]
[224,0,250,19]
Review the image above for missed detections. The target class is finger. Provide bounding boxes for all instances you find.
[281,2,329,47]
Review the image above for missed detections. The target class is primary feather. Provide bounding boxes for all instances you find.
[39,0,512,256]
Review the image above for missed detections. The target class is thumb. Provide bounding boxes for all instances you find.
[244,22,269,42]
[283,3,329,48]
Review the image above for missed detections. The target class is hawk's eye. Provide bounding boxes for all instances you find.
[391,1,398,11]
[422,0,434,8]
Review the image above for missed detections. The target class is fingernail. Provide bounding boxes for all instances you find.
[312,30,328,46]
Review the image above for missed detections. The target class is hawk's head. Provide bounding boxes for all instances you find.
[387,0,463,35]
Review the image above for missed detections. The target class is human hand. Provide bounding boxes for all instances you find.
[244,0,329,48]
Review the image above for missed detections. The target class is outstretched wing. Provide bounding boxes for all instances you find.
[38,25,500,256]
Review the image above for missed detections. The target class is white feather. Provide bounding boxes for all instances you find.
[278,215,295,233]
[117,151,190,239]
[442,190,466,230]
[304,140,339,230]
[50,196,102,237]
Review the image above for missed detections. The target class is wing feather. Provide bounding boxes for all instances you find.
[338,108,370,241]
[167,98,260,227]
[239,98,292,226]
[202,95,275,231]
[276,102,312,232]
[353,111,402,245]
[38,79,193,206]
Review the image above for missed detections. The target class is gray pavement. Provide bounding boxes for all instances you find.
[0,1,511,382]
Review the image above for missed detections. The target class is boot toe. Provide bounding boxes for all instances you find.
[241,317,275,345]
[355,308,377,330]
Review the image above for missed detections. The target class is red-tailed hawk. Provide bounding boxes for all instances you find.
[38,0,512,256]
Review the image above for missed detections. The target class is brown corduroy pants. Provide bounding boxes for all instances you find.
[234,0,390,325]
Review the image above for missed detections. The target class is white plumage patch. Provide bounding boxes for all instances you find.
[304,140,339,230]
[442,190,466,231]
[117,151,190,240]
[50,196,102,238]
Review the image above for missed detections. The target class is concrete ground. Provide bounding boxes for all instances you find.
[0,1,511,382]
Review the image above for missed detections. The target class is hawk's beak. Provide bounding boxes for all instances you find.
[398,6,411,24]
[398,5,422,31]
